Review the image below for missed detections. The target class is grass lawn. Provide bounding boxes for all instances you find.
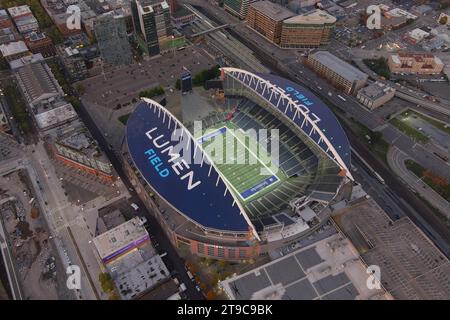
[405,159,450,202]
[390,117,429,143]
[408,110,450,135]
[118,113,131,125]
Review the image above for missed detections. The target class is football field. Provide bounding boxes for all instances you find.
[198,124,282,201]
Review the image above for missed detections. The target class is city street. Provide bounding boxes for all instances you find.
[73,88,204,299]
[388,146,450,218]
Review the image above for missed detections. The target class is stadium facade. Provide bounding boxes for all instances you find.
[123,67,353,260]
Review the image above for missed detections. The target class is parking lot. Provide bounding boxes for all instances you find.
[79,45,216,109]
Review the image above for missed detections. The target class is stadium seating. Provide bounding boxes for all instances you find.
[189,96,344,222]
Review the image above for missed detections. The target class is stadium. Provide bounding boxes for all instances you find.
[124,67,353,260]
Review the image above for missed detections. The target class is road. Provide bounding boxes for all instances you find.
[180,0,450,258]
[388,146,450,218]
[348,131,450,258]
[182,0,450,179]
[352,58,450,118]
[71,89,204,300]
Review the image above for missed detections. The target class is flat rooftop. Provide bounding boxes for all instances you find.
[283,9,336,25]
[7,5,33,18]
[249,1,295,22]
[310,51,368,83]
[334,198,450,299]
[93,217,149,261]
[221,233,390,300]
[53,122,112,170]
[114,254,170,300]
[0,40,28,57]
[358,82,395,100]
[34,100,78,130]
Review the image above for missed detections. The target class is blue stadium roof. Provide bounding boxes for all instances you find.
[223,68,351,173]
[260,73,351,170]
[126,100,251,233]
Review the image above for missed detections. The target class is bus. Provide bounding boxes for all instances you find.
[337,94,347,101]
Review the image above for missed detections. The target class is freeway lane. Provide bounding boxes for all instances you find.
[347,130,450,258]
[72,90,204,300]
[184,1,450,258]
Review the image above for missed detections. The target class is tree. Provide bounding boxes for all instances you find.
[75,83,85,95]
[175,79,181,90]
[0,56,8,70]
[439,15,448,25]
[206,291,216,300]
[99,272,114,293]
[139,86,165,98]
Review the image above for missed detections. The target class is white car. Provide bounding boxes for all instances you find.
[131,203,139,211]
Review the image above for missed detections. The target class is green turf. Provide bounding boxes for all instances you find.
[199,122,285,202]
[390,117,430,143]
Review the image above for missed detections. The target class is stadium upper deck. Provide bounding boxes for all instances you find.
[125,68,352,240]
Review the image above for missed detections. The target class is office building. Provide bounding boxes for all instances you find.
[131,0,172,56]
[306,51,368,94]
[224,0,257,20]
[94,12,133,66]
[168,0,179,14]
[280,9,336,49]
[24,32,56,57]
[246,1,294,45]
[356,82,396,110]
[388,53,444,75]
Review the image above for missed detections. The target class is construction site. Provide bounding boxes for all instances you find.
[0,169,73,299]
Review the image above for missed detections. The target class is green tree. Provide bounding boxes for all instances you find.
[439,15,448,25]
[139,86,165,98]
[0,56,8,70]
[99,272,114,293]
[192,65,221,87]
[75,83,85,95]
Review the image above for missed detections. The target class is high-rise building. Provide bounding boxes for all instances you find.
[168,0,179,15]
[246,1,294,45]
[131,0,172,56]
[224,0,257,19]
[94,12,133,66]
[280,9,336,49]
